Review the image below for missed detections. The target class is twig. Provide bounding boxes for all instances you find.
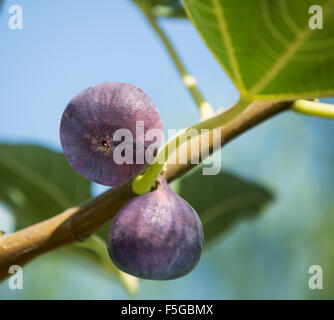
[292,99,334,119]
[140,7,214,120]
[0,100,292,282]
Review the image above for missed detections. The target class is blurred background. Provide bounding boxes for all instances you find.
[0,0,334,299]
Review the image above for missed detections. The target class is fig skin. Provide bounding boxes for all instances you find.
[108,177,204,280]
[60,82,163,186]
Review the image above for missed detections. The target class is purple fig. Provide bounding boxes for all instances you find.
[107,177,204,280]
[60,82,163,186]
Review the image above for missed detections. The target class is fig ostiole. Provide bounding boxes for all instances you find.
[60,82,163,186]
[107,176,204,280]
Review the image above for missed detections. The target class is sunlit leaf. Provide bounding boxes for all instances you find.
[183,0,334,100]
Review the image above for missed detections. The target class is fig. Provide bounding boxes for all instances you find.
[60,82,163,186]
[107,177,204,280]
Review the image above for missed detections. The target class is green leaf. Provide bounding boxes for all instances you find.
[0,143,137,294]
[153,1,187,18]
[0,144,91,229]
[171,166,273,244]
[75,235,139,295]
[134,0,187,19]
[183,0,334,100]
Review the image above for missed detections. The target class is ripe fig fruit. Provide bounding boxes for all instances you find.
[107,177,204,280]
[60,82,163,186]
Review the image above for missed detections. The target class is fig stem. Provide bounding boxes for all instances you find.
[292,99,334,119]
[137,3,214,121]
[132,98,250,194]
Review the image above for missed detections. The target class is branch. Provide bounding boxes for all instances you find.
[0,100,292,282]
